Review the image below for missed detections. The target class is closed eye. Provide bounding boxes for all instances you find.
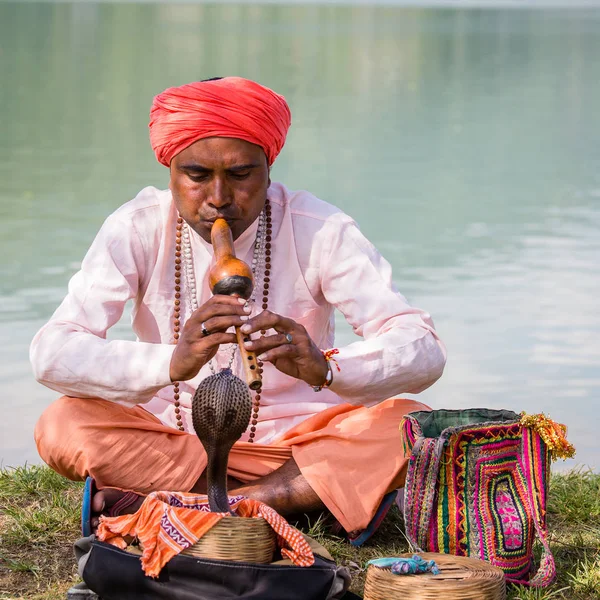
[230,171,250,180]
[188,173,209,182]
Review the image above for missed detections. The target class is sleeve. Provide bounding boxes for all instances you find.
[318,215,447,405]
[29,212,175,407]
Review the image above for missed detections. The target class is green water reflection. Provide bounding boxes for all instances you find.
[1,3,599,468]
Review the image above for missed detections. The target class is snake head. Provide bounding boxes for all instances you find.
[191,369,253,446]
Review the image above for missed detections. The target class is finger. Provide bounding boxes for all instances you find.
[198,315,250,336]
[191,332,237,348]
[239,310,298,336]
[243,332,294,354]
[256,343,299,364]
[188,297,252,324]
[209,295,249,306]
[194,295,248,313]
[204,295,251,314]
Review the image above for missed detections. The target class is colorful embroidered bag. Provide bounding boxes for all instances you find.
[401,408,575,587]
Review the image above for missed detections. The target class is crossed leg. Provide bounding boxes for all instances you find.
[35,395,427,534]
[91,458,324,531]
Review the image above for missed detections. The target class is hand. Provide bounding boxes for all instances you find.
[239,310,328,386]
[169,295,251,382]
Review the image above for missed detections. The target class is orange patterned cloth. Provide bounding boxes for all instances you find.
[97,492,314,577]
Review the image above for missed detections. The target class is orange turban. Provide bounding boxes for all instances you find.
[149,77,291,167]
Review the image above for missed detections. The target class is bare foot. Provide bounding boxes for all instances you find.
[90,487,144,532]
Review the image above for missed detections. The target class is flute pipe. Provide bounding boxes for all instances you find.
[236,327,262,391]
[209,219,262,390]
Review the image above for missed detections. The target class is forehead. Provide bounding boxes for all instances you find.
[173,137,266,168]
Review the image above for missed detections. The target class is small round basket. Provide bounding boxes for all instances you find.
[181,516,276,563]
[363,553,506,600]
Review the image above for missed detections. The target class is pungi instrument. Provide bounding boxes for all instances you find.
[208,218,262,391]
[191,218,258,514]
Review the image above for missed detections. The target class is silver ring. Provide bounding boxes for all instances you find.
[201,322,210,337]
[285,333,293,344]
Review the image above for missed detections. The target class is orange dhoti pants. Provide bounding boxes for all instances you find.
[34,395,429,532]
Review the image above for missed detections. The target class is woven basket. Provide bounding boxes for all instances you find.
[181,516,276,563]
[363,553,506,600]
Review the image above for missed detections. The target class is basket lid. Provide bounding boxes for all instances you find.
[364,553,506,600]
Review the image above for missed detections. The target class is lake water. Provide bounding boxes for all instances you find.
[0,3,598,470]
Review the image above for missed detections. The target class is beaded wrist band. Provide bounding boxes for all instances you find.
[312,348,341,392]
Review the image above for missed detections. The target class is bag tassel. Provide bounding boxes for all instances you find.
[520,412,576,461]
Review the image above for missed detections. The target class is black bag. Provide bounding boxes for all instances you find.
[74,536,358,600]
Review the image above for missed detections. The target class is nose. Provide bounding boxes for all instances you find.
[207,176,232,209]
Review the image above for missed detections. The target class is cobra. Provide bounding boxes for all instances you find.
[190,218,260,514]
[191,369,252,514]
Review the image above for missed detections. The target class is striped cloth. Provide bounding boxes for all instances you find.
[97,492,314,577]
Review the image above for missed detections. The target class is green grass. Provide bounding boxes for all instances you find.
[0,466,81,599]
[1,465,599,599]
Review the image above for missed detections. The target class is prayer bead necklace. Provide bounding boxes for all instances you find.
[173,200,273,441]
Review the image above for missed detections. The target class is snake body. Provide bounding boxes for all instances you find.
[191,368,253,514]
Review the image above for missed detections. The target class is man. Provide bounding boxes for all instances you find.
[31,77,446,543]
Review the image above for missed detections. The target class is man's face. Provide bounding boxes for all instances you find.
[170,137,270,243]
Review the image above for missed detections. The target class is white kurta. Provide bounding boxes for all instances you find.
[30,183,446,444]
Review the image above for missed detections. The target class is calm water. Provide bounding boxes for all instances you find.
[0,3,599,470]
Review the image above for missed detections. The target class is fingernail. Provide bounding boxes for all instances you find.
[257,354,266,361]
[244,341,252,348]
[241,324,251,333]
[238,298,246,304]
[243,304,252,313]
[240,315,249,321]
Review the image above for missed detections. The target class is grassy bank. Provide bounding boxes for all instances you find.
[1,465,598,599]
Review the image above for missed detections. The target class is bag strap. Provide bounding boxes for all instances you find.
[403,433,449,551]
[527,508,556,587]
[521,427,556,587]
